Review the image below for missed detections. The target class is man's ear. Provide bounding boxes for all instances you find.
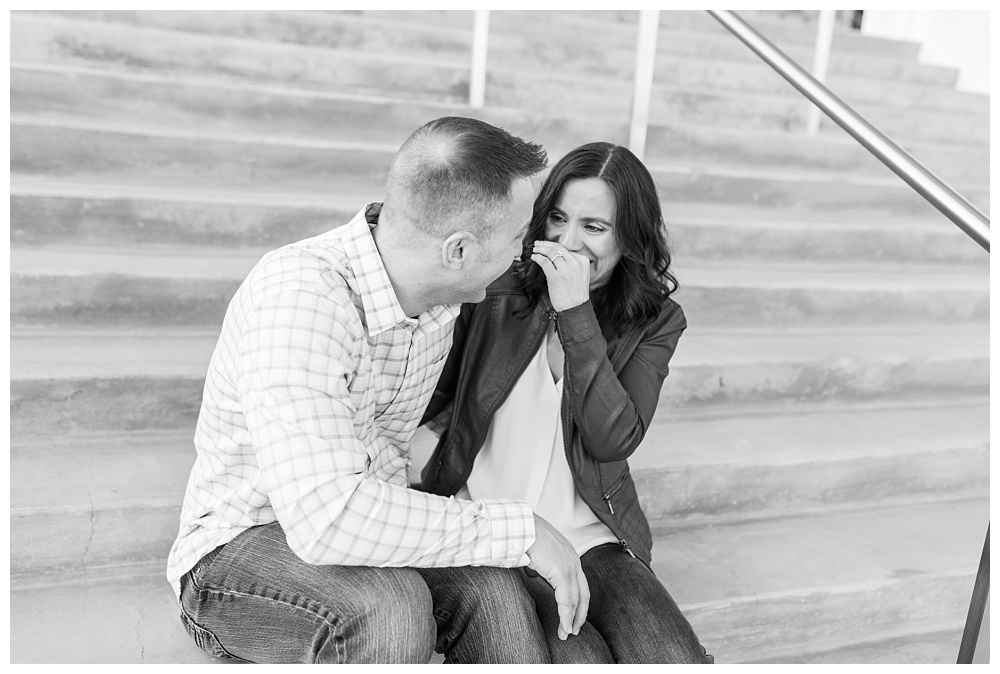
[441,231,477,270]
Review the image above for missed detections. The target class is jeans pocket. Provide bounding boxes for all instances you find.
[187,545,224,592]
[179,609,244,661]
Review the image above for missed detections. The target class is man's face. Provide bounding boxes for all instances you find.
[459,176,536,303]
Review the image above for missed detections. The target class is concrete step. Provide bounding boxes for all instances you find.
[11,178,989,267]
[629,398,989,523]
[658,496,989,662]
[12,63,987,186]
[653,117,988,185]
[10,496,988,663]
[12,121,987,216]
[36,9,474,63]
[9,324,989,438]
[664,204,989,267]
[757,627,965,664]
[10,178,359,250]
[10,564,219,664]
[9,243,990,327]
[658,10,924,60]
[663,325,988,407]
[9,120,394,197]
[672,261,988,327]
[10,13,470,103]
[650,160,987,216]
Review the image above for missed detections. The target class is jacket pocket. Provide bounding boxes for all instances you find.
[601,469,629,515]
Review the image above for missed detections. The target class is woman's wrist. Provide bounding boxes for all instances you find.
[552,300,601,344]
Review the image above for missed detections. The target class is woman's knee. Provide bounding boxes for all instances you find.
[454,567,536,618]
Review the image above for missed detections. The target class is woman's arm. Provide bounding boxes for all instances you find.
[557,298,686,463]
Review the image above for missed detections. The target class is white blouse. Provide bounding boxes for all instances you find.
[457,330,618,556]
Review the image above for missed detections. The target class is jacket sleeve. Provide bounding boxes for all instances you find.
[420,301,476,427]
[556,298,686,463]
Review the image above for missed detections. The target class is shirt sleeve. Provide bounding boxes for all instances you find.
[235,286,534,568]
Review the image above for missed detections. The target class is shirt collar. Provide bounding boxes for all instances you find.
[343,203,460,336]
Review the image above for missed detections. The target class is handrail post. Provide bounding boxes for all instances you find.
[628,10,660,161]
[708,10,989,252]
[469,10,490,109]
[806,9,836,136]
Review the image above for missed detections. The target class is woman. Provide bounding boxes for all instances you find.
[419,142,711,664]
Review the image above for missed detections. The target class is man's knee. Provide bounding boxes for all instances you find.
[340,568,435,662]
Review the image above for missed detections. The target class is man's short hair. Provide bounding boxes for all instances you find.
[382,117,548,244]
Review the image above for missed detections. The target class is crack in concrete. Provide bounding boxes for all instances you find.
[81,453,96,571]
[135,605,147,663]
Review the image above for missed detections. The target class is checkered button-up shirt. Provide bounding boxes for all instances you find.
[167,204,535,596]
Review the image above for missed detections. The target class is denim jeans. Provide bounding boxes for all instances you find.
[520,543,714,663]
[178,521,549,663]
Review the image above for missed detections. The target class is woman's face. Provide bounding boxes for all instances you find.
[544,177,623,290]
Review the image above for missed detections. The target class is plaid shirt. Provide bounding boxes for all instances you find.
[167,204,535,596]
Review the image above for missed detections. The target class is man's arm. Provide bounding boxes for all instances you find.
[235,287,534,569]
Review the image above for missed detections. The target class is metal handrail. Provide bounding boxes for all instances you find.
[708,10,990,252]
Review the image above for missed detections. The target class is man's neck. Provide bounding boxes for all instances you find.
[371,225,438,319]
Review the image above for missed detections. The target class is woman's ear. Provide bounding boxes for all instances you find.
[441,231,475,270]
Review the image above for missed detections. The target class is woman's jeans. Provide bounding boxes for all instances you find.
[520,542,714,663]
[178,522,550,663]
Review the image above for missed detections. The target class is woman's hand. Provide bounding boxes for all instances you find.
[531,241,591,312]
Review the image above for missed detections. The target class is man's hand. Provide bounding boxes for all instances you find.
[526,514,590,640]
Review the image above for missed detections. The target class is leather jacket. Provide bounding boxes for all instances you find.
[419,267,686,565]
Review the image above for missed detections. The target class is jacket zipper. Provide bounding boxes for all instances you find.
[602,473,628,515]
[551,307,638,563]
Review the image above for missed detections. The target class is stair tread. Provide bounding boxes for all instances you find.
[9,324,989,381]
[13,174,985,237]
[10,566,217,664]
[9,244,989,288]
[635,398,990,470]
[11,115,990,192]
[13,11,468,71]
[11,430,195,511]
[654,496,987,604]
[760,627,965,664]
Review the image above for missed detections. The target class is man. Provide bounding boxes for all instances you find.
[167,117,589,663]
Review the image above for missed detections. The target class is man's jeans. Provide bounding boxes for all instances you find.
[178,521,550,663]
[521,543,714,663]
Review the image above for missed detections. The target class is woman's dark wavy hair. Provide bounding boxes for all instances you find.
[516,142,678,334]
